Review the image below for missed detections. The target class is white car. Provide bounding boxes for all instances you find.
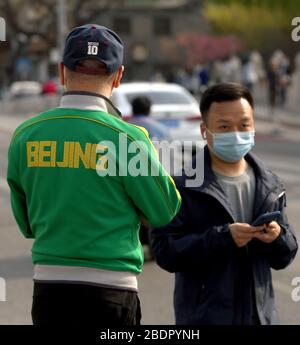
[10,81,42,98]
[111,82,203,146]
[112,83,203,257]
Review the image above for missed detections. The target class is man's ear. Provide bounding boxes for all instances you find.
[200,122,207,140]
[112,65,124,89]
[59,62,65,86]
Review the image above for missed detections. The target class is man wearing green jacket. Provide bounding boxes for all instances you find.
[7,24,181,325]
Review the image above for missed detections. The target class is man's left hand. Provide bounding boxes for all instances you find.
[254,221,281,243]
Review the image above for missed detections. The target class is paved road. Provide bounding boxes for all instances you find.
[0,122,299,325]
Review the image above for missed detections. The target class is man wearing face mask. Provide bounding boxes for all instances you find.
[151,83,297,325]
[7,24,181,325]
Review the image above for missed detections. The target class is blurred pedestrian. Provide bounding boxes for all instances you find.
[268,50,292,110]
[278,53,291,107]
[152,83,297,325]
[290,52,300,107]
[250,51,266,85]
[267,59,280,115]
[241,56,257,92]
[7,24,181,325]
[210,59,223,84]
[219,55,241,83]
[197,64,210,96]
[150,69,166,83]
[129,96,170,141]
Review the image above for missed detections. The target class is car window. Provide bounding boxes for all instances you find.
[124,91,192,105]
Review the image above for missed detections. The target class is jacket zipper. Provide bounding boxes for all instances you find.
[202,186,285,324]
[250,189,285,324]
[254,188,285,219]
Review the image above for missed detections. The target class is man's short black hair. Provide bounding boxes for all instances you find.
[200,83,254,123]
[131,96,151,116]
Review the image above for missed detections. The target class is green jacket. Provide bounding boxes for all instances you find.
[7,106,181,274]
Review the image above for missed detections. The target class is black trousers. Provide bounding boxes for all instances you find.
[32,282,141,325]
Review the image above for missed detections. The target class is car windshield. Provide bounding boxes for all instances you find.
[124,91,192,105]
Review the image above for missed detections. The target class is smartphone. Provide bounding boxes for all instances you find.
[252,211,281,226]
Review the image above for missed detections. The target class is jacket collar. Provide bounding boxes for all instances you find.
[59,91,122,119]
[182,145,281,191]
[178,145,284,220]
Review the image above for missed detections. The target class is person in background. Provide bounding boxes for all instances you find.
[129,96,170,141]
[267,59,280,116]
[241,56,257,92]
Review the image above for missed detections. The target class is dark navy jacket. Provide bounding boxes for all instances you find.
[151,146,298,325]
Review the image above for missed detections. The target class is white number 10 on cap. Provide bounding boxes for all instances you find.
[88,44,99,55]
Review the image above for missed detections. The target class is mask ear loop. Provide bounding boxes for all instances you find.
[201,122,208,141]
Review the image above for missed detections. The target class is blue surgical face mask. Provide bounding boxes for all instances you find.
[206,129,255,162]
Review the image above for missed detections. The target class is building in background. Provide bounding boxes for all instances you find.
[0,0,244,83]
[0,0,211,83]
[92,0,209,80]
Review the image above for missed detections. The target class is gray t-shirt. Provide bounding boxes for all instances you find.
[214,164,259,324]
[214,165,256,224]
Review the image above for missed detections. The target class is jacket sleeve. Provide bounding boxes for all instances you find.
[7,140,34,239]
[151,191,237,273]
[121,129,181,228]
[259,195,298,270]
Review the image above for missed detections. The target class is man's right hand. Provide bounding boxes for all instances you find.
[229,223,264,248]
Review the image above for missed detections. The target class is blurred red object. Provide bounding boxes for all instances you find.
[42,80,58,95]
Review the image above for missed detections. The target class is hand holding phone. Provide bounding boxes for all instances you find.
[251,211,281,227]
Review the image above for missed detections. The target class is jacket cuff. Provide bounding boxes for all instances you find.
[216,224,237,251]
[269,225,286,248]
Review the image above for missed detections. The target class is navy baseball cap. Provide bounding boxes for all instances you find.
[63,24,124,75]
